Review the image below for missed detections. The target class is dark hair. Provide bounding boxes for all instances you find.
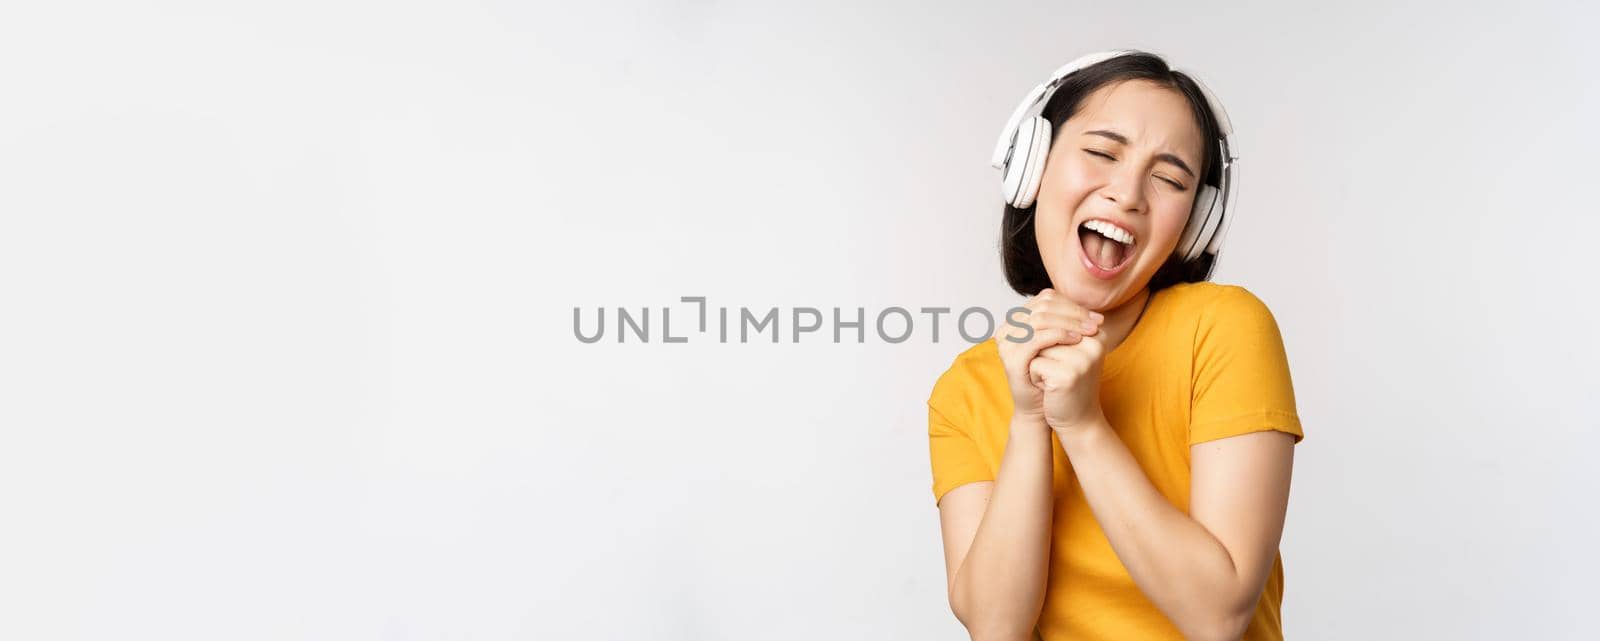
[1000,50,1224,296]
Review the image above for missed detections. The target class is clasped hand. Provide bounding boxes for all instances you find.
[993,288,1109,434]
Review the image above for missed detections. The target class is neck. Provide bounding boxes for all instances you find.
[1096,286,1151,352]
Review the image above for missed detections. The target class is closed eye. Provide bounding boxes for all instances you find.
[1083,149,1187,191]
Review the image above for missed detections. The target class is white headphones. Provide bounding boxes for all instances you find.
[991,49,1239,265]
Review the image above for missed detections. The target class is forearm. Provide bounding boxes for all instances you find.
[949,415,1056,640]
[1053,420,1253,641]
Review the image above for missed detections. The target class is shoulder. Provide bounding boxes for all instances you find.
[1157,281,1280,332]
[927,339,1005,418]
[1165,282,1293,376]
[1159,280,1272,312]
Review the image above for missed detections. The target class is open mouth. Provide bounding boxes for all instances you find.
[1077,219,1136,279]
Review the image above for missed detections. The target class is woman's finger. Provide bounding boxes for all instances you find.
[1029,289,1104,331]
[1009,326,1077,364]
[1038,344,1078,360]
[1019,310,1101,336]
[1028,351,1069,388]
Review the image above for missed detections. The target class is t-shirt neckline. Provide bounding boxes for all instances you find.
[1101,287,1163,381]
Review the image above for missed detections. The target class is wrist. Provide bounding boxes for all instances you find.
[1009,411,1050,434]
[1048,411,1110,440]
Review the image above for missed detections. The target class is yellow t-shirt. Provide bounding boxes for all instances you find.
[927,281,1304,641]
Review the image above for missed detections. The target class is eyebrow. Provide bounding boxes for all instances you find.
[1082,129,1196,179]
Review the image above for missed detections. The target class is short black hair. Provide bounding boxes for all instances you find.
[1000,50,1225,296]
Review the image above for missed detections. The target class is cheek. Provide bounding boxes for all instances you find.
[1148,199,1195,249]
[1060,160,1102,201]
[1033,213,1073,268]
[1036,162,1099,237]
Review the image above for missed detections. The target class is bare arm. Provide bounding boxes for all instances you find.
[934,288,1104,640]
[1022,286,1299,640]
[1053,422,1295,641]
[937,415,1056,641]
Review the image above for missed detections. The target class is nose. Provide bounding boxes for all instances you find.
[1100,164,1148,215]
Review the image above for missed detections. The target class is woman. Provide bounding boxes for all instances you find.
[928,50,1304,641]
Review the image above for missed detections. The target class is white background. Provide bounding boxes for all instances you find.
[2,1,1597,639]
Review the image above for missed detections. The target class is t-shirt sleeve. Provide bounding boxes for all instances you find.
[927,401,993,506]
[1188,286,1305,446]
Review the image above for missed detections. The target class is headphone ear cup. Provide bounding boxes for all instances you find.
[999,126,1025,205]
[1176,184,1219,262]
[1008,117,1051,209]
[1001,117,1038,207]
[1190,191,1227,262]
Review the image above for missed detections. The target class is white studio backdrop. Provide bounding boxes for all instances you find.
[1,1,1597,639]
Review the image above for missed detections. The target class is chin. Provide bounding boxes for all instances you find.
[1051,244,1159,312]
[1057,274,1132,312]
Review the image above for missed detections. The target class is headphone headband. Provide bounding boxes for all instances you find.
[990,49,1137,168]
[993,50,1236,167]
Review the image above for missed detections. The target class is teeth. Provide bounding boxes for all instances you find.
[1083,220,1135,246]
